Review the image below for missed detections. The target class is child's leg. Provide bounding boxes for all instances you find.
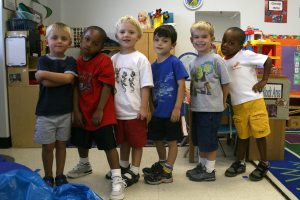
[131,147,142,168]
[154,140,167,161]
[105,148,121,169]
[120,142,131,168]
[256,137,267,161]
[166,140,178,167]
[42,143,55,177]
[237,138,250,161]
[55,140,66,176]
[205,151,217,173]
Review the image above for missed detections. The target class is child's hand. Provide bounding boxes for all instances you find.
[137,107,148,120]
[92,110,103,126]
[170,107,180,122]
[73,110,85,127]
[252,79,267,93]
[35,70,43,82]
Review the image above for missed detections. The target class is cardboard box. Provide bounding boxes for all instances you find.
[287,116,300,128]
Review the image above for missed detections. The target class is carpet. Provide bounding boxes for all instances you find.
[269,132,300,199]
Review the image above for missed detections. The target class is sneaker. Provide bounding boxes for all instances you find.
[144,171,173,185]
[225,161,246,177]
[186,163,205,178]
[55,174,68,186]
[122,169,140,187]
[43,176,54,187]
[67,162,92,178]
[249,161,270,181]
[105,165,130,180]
[189,170,216,182]
[142,161,164,176]
[110,176,126,200]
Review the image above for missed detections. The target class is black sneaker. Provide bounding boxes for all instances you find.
[122,169,140,187]
[189,170,216,182]
[55,174,68,186]
[142,161,164,176]
[225,161,246,177]
[186,163,205,178]
[249,161,269,181]
[105,165,130,180]
[43,176,54,187]
[144,171,173,185]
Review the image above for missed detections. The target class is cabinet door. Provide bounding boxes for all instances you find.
[148,32,157,64]
[136,33,149,58]
[8,85,40,147]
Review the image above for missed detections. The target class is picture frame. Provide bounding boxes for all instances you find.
[183,0,204,10]
[3,0,16,11]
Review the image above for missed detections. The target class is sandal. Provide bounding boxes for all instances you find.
[249,161,269,181]
[55,174,68,186]
[43,176,54,187]
[122,169,140,187]
[225,161,246,177]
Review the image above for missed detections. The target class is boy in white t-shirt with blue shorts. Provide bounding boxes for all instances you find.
[221,27,273,181]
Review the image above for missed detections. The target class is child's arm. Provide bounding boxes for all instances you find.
[91,83,113,126]
[252,57,273,93]
[221,83,230,109]
[171,79,186,122]
[35,70,75,87]
[73,81,85,127]
[138,86,151,120]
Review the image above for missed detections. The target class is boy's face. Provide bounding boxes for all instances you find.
[80,29,104,57]
[46,29,71,57]
[115,22,140,51]
[153,34,175,57]
[190,29,213,55]
[221,30,243,57]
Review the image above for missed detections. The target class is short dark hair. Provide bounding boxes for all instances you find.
[154,25,177,44]
[226,27,245,45]
[83,26,108,45]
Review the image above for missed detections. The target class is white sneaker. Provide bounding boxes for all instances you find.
[110,176,126,200]
[67,162,92,178]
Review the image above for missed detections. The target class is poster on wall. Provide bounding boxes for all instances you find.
[294,51,300,85]
[264,0,287,23]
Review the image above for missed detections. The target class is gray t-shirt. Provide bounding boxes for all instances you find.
[190,51,230,112]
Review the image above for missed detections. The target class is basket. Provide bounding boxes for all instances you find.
[7,18,38,31]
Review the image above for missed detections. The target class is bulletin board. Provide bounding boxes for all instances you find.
[265,37,300,95]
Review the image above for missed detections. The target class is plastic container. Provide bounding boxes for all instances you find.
[16,11,41,23]
[7,18,38,31]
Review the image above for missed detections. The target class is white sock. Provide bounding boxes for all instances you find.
[79,157,89,164]
[111,169,121,179]
[198,156,206,166]
[205,160,216,173]
[130,165,139,175]
[120,160,129,168]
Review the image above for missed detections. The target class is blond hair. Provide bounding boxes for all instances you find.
[190,21,215,42]
[138,11,151,29]
[46,22,72,41]
[115,16,143,38]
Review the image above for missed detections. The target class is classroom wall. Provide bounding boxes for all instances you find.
[55,0,300,56]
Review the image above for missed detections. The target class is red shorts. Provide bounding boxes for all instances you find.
[116,119,147,148]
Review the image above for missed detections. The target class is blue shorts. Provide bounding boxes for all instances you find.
[71,125,117,150]
[148,117,183,141]
[191,112,222,152]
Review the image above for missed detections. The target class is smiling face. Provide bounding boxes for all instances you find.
[153,34,175,58]
[190,28,213,55]
[46,29,71,57]
[221,29,244,57]
[115,22,141,53]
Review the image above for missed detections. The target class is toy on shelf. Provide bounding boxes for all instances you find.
[138,11,151,29]
[243,26,281,70]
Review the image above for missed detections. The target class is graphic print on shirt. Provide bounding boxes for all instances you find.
[115,67,136,93]
[78,71,93,93]
[153,72,175,103]
[190,61,215,96]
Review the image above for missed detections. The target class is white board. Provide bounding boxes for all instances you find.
[5,37,27,66]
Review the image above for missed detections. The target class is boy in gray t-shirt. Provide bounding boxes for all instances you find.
[186,21,230,182]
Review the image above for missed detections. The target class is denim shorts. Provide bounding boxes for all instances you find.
[191,112,222,152]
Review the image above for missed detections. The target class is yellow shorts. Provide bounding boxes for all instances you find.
[232,98,271,139]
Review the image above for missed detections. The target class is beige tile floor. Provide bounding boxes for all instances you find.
[0,142,288,200]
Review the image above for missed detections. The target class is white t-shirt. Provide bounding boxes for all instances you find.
[112,51,153,120]
[224,50,268,106]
